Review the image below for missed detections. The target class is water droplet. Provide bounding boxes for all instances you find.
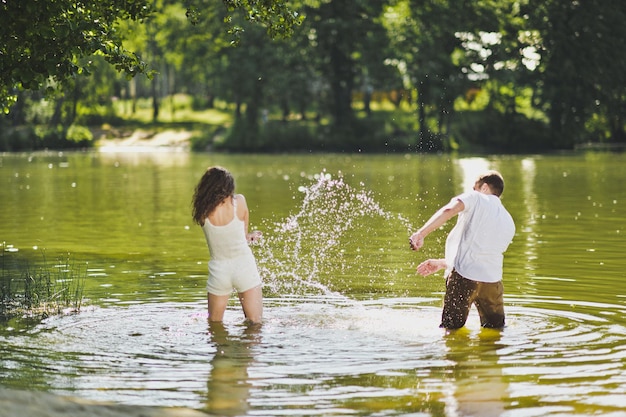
[255,172,413,297]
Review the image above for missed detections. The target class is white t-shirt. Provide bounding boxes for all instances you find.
[444,191,515,282]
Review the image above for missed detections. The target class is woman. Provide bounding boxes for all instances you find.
[192,166,263,324]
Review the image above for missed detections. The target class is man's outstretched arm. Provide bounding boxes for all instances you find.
[410,199,465,250]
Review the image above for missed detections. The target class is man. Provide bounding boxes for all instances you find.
[410,170,515,329]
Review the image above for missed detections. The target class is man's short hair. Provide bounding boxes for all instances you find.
[477,170,505,196]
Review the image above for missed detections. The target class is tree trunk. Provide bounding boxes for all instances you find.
[151,75,159,123]
[329,42,354,129]
[417,87,427,147]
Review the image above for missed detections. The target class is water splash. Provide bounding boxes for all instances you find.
[255,171,413,298]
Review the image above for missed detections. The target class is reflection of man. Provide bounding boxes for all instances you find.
[444,329,508,417]
[410,171,515,329]
[205,322,260,416]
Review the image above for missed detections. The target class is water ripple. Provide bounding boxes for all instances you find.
[1,297,625,415]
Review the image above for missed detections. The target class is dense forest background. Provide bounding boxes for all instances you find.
[1,0,625,153]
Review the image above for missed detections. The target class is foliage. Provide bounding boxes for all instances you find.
[1,0,625,152]
[0,0,304,113]
[185,0,304,42]
[0,244,85,321]
[303,0,395,131]
[189,125,227,151]
[525,0,626,146]
[66,125,94,143]
[218,118,318,152]
[216,111,416,153]
[0,0,152,113]
[452,110,551,152]
[0,124,94,152]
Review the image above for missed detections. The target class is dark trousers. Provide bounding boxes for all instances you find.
[440,270,505,330]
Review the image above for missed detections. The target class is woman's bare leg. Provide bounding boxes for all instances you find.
[238,286,263,324]
[207,293,230,322]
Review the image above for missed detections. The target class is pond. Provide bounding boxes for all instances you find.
[1,150,626,417]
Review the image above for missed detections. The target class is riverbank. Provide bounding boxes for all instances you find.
[0,388,207,417]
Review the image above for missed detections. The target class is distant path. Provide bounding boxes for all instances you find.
[97,129,192,152]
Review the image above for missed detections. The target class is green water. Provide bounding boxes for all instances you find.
[1,150,625,416]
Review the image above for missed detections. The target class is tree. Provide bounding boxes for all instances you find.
[0,0,152,113]
[305,0,391,133]
[387,0,474,150]
[0,0,303,114]
[185,0,304,41]
[526,0,626,147]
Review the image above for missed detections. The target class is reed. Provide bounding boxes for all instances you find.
[0,243,85,320]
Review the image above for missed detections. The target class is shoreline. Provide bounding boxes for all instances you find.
[0,388,207,417]
[96,128,193,152]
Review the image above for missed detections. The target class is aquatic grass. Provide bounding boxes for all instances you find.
[0,243,85,321]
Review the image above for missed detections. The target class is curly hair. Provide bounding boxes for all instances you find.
[192,166,235,225]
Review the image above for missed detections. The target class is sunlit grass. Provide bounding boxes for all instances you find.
[112,94,233,126]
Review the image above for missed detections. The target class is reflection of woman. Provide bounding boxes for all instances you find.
[205,322,260,416]
[192,166,263,324]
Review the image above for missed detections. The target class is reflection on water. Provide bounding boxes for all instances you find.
[443,329,507,417]
[1,297,626,416]
[2,151,626,416]
[205,321,260,416]
[455,157,492,193]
